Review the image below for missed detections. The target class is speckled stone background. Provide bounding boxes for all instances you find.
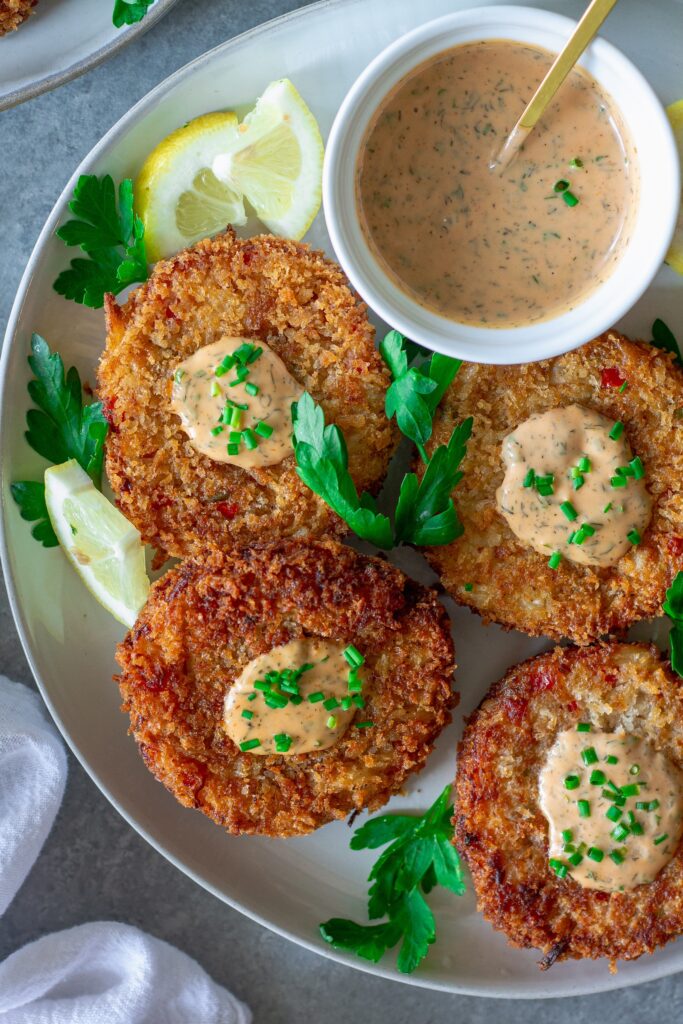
[2,0,683,1019]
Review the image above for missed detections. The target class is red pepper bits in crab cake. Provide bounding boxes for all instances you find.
[422,331,683,644]
[455,642,683,967]
[115,540,456,837]
[98,230,397,562]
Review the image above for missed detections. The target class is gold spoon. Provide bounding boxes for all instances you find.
[491,0,621,171]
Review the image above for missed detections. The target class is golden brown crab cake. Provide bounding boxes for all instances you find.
[422,331,683,643]
[98,230,397,562]
[0,0,37,34]
[116,539,456,837]
[456,642,683,968]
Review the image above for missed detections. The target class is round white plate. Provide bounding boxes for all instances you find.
[2,0,683,998]
[0,0,179,111]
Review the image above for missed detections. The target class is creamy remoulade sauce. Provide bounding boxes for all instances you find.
[540,729,683,891]
[496,405,651,568]
[223,639,363,756]
[171,336,304,469]
[357,40,637,326]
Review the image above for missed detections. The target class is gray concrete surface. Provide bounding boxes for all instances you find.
[1,0,683,1020]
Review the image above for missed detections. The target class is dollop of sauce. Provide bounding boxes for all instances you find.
[171,336,304,469]
[540,728,683,891]
[357,40,637,326]
[223,638,365,756]
[496,404,651,568]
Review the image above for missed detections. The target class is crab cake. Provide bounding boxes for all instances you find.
[116,539,456,837]
[456,642,683,967]
[98,230,397,561]
[423,331,683,643]
[0,0,37,34]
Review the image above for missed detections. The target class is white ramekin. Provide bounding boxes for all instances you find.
[323,5,680,365]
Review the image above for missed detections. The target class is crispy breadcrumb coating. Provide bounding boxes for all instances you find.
[0,0,37,34]
[98,230,397,561]
[423,331,683,643]
[116,540,456,837]
[456,642,683,967]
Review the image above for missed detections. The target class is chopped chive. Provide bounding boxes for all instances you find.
[605,754,618,765]
[563,190,579,207]
[242,428,258,450]
[343,645,364,668]
[549,858,568,878]
[577,799,591,818]
[609,849,625,865]
[347,669,363,694]
[247,693,257,702]
[611,824,629,842]
[307,691,325,703]
[573,474,585,491]
[323,697,339,711]
[630,456,644,479]
[464,582,474,592]
[568,851,583,867]
[654,833,669,846]
[587,846,604,862]
[562,828,574,843]
[576,722,591,733]
[630,821,644,836]
[356,720,374,729]
[603,503,613,514]
[554,179,570,192]
[341,696,352,710]
[241,710,254,720]
[606,804,622,822]
[326,715,338,729]
[245,382,260,397]
[627,529,641,545]
[215,365,228,378]
[228,407,242,429]
[629,764,640,776]
[620,783,640,797]
[523,468,535,488]
[581,746,598,765]
[227,443,240,456]
[210,380,221,397]
[274,733,292,753]
[229,431,242,444]
[567,531,577,545]
[255,421,273,439]
[563,842,576,854]
[569,157,583,168]
[609,420,624,440]
[590,769,606,786]
[610,475,627,488]
[352,694,365,708]
[560,501,578,521]
[210,425,223,436]
[548,551,562,570]
[289,695,303,706]
[240,738,261,752]
[618,380,629,393]
[564,774,580,790]
[233,343,255,365]
[247,347,263,364]
[578,457,591,473]
[636,799,660,812]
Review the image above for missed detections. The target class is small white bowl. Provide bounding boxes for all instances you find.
[323,5,680,365]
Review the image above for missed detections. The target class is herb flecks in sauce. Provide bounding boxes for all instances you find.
[540,728,683,891]
[171,337,304,469]
[223,638,366,756]
[357,40,636,327]
[496,405,651,568]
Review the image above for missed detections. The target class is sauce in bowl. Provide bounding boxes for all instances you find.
[356,39,638,327]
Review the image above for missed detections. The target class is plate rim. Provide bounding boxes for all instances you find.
[1,0,682,997]
[0,0,181,112]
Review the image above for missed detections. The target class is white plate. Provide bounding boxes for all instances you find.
[0,0,179,111]
[2,0,683,999]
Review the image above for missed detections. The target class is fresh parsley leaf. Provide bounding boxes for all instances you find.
[292,393,393,548]
[380,330,462,456]
[112,0,155,27]
[319,785,465,974]
[394,417,473,546]
[652,318,681,365]
[10,482,58,548]
[664,571,683,676]
[53,175,148,308]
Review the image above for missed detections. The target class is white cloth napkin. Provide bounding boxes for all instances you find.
[0,677,251,1024]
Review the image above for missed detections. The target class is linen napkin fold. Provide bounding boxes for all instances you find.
[0,677,251,1024]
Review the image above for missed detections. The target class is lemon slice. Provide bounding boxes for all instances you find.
[44,460,149,629]
[136,111,247,262]
[666,99,683,275]
[212,78,324,239]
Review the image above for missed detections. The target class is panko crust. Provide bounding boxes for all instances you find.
[456,642,683,967]
[0,0,36,34]
[116,539,456,837]
[98,230,397,561]
[423,331,683,643]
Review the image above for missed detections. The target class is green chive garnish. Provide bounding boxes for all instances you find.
[609,420,624,440]
[578,799,591,817]
[240,738,261,751]
[227,443,240,455]
[627,529,641,545]
[341,696,352,710]
[654,833,669,846]
[603,503,613,514]
[210,426,223,436]
[573,474,584,491]
[242,428,258,450]
[343,645,364,668]
[630,456,644,479]
[274,733,292,753]
[620,783,640,797]
[549,858,568,878]
[356,720,374,729]
[245,382,259,397]
[307,692,325,703]
[548,551,562,570]
[590,769,606,785]
[578,457,591,473]
[611,824,629,842]
[255,421,273,439]
[568,851,583,867]
[609,849,625,865]
[564,774,580,790]
[523,468,535,488]
[210,380,221,397]
[560,501,577,521]
[562,829,573,843]
[326,715,338,729]
[605,754,618,765]
[569,157,583,168]
[629,764,640,776]
[576,722,591,733]
[587,846,604,862]
[606,805,622,822]
[563,190,579,207]
[581,746,598,765]
[241,710,254,720]
[554,179,570,192]
[323,697,339,711]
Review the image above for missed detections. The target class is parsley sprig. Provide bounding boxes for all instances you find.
[651,318,681,365]
[10,334,109,548]
[54,175,148,309]
[320,785,465,973]
[292,331,471,549]
[112,0,155,27]
[664,571,683,676]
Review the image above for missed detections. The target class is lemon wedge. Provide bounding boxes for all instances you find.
[136,111,247,262]
[666,99,683,275]
[212,78,324,240]
[44,460,149,629]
